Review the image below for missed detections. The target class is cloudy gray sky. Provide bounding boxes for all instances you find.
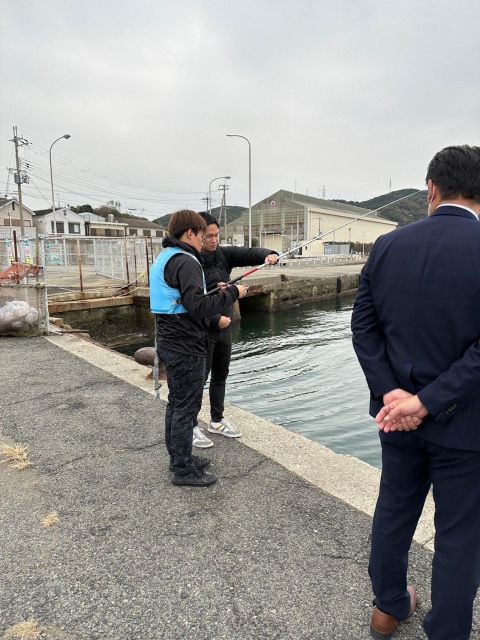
[1,0,479,218]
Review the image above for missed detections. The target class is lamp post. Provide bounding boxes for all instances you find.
[208,175,230,217]
[49,134,71,234]
[226,134,251,247]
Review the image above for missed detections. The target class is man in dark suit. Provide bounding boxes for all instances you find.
[351,145,480,640]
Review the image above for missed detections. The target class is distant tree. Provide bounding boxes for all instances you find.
[70,204,94,213]
[94,203,121,218]
[153,214,173,227]
[106,200,122,210]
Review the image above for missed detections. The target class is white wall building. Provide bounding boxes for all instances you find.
[33,207,86,236]
[244,190,398,255]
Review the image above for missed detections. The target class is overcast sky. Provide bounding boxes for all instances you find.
[1,0,479,218]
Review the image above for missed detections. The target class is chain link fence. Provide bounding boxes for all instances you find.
[39,235,163,294]
[0,234,164,336]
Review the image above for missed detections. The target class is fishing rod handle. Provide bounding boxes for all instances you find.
[206,275,244,296]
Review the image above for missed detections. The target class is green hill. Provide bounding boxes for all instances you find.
[335,188,427,226]
[153,205,246,229]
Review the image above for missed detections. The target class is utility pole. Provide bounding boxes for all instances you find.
[10,126,30,237]
[218,183,230,242]
[322,185,326,199]
[202,194,210,212]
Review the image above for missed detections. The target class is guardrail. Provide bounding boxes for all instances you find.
[280,255,366,267]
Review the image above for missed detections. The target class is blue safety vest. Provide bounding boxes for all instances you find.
[150,247,206,314]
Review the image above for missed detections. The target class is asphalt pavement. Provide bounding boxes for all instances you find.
[1,336,479,639]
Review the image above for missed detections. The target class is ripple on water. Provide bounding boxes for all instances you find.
[227,300,382,468]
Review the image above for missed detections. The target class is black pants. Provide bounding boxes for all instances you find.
[206,326,232,422]
[370,430,480,640]
[158,347,206,473]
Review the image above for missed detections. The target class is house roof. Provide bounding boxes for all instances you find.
[89,220,128,227]
[33,207,86,221]
[117,217,165,229]
[0,197,36,216]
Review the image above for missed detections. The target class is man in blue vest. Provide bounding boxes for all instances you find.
[352,145,480,639]
[150,210,247,487]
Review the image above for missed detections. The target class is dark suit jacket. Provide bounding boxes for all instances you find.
[352,205,480,451]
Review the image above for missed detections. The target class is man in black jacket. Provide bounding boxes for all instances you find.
[150,210,247,486]
[191,213,278,448]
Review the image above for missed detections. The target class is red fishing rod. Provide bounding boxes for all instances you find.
[207,190,422,295]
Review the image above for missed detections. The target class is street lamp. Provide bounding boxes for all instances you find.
[226,134,251,247]
[49,134,71,234]
[208,175,230,216]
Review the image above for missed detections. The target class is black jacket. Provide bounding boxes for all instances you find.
[200,245,277,331]
[155,237,239,356]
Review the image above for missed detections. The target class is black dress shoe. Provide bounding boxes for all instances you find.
[172,467,217,487]
[169,455,211,472]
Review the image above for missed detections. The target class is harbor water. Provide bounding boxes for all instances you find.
[116,295,381,469]
[228,296,381,469]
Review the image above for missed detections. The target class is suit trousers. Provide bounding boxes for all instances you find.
[369,430,480,640]
[206,326,232,422]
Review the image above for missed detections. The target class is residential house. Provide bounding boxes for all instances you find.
[77,212,127,237]
[117,217,166,238]
[0,197,36,239]
[33,207,86,236]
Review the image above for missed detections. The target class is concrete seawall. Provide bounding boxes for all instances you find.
[47,264,364,344]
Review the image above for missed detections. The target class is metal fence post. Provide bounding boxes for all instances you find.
[124,236,130,284]
[13,230,19,262]
[133,240,138,283]
[145,237,150,287]
[76,238,84,292]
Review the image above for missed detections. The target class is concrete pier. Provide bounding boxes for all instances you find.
[47,263,365,343]
[2,331,479,638]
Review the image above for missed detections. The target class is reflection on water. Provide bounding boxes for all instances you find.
[228,296,381,468]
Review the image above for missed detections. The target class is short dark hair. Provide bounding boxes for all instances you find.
[167,210,207,239]
[198,212,219,227]
[426,145,480,203]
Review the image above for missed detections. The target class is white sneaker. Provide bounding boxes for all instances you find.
[192,425,213,449]
[208,418,242,438]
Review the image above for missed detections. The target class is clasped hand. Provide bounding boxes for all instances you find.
[375,389,428,433]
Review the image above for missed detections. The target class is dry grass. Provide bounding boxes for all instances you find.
[3,619,43,639]
[41,511,59,528]
[0,442,32,470]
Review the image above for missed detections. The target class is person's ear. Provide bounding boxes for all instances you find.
[427,179,435,205]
